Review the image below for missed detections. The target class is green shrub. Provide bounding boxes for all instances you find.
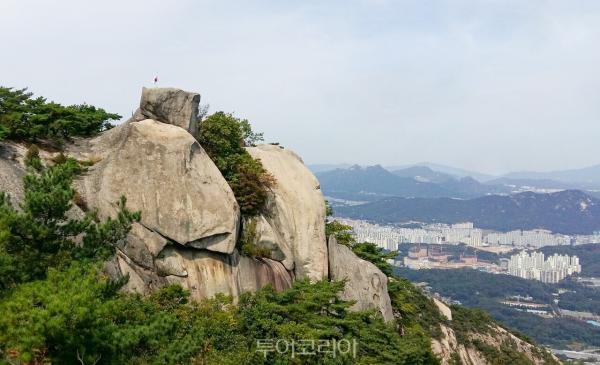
[0,267,438,364]
[0,158,139,290]
[0,86,120,143]
[0,124,7,140]
[24,144,42,170]
[325,219,356,246]
[239,217,271,258]
[470,338,535,365]
[352,242,396,276]
[198,111,274,216]
[449,305,494,344]
[388,277,445,339]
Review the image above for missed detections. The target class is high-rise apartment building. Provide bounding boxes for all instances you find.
[507,251,581,283]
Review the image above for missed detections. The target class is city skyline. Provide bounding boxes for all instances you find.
[338,218,600,251]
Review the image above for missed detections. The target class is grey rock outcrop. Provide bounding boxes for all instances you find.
[62,88,304,301]
[434,298,452,321]
[137,87,200,135]
[0,143,25,204]
[153,246,293,300]
[116,223,169,270]
[74,119,240,254]
[327,235,394,322]
[237,255,294,293]
[246,144,328,282]
[0,88,346,306]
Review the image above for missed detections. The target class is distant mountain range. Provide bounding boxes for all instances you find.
[391,165,456,184]
[335,190,600,235]
[307,163,352,173]
[503,164,600,188]
[314,163,600,233]
[311,162,600,197]
[315,165,510,201]
[386,162,495,182]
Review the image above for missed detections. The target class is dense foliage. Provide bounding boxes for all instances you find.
[391,276,558,365]
[0,266,441,365]
[238,217,271,258]
[557,278,600,314]
[237,279,437,365]
[0,87,120,143]
[396,267,600,349]
[0,124,7,140]
[197,111,274,216]
[0,156,139,291]
[388,278,445,340]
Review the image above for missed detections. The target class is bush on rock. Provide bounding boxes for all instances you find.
[198,111,274,216]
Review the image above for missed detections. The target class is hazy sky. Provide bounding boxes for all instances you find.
[1,0,599,175]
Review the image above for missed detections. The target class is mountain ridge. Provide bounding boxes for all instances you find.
[316,164,510,201]
[311,161,600,189]
[336,189,600,235]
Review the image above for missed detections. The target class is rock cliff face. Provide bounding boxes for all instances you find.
[64,88,302,300]
[59,87,337,303]
[0,143,25,204]
[428,299,560,365]
[431,323,559,365]
[328,235,394,322]
[0,87,390,307]
[246,144,328,281]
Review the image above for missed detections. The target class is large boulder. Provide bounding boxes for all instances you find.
[327,235,394,322]
[137,87,200,135]
[246,144,328,282]
[64,88,310,301]
[73,119,240,254]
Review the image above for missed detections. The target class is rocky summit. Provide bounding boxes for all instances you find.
[1,87,391,318]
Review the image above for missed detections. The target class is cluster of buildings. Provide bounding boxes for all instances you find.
[485,229,570,248]
[507,251,582,283]
[337,218,587,282]
[338,219,485,249]
[337,219,600,251]
[401,244,497,271]
[500,296,553,318]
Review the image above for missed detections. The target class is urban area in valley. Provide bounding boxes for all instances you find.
[338,218,591,282]
[336,218,600,362]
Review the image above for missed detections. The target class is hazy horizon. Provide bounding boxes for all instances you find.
[307,160,600,177]
[2,0,600,175]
